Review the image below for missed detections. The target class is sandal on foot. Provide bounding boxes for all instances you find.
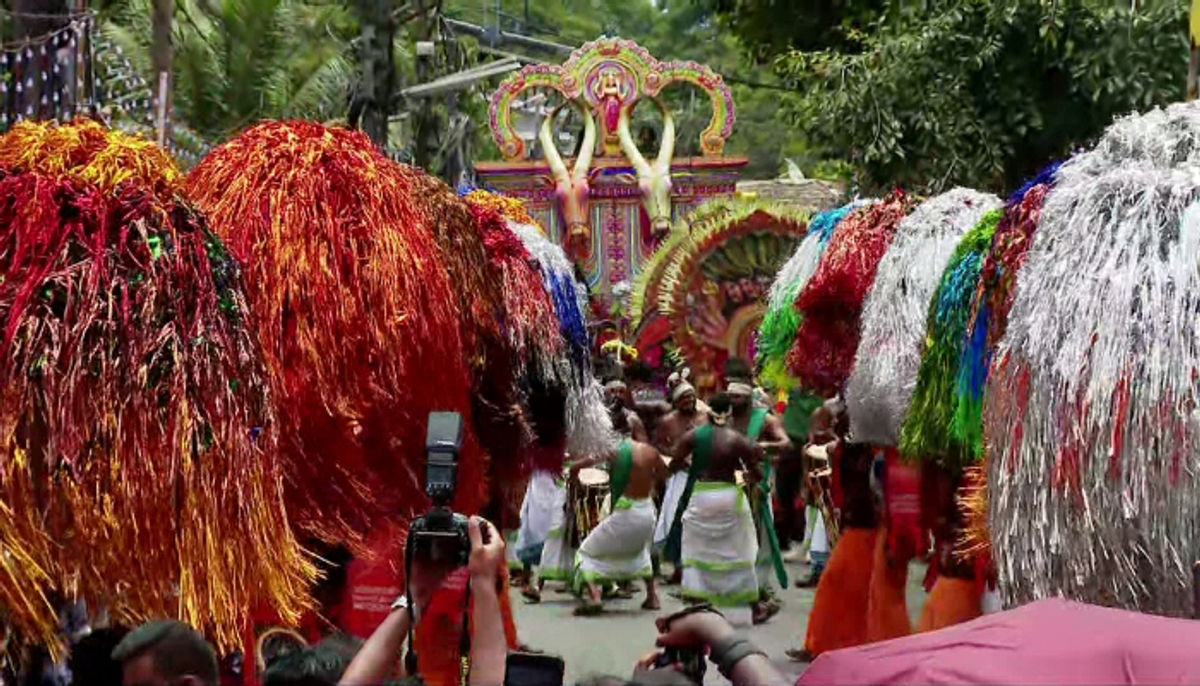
[786,648,813,662]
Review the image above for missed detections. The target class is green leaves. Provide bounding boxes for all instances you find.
[774,0,1188,195]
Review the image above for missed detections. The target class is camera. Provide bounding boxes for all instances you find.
[406,411,472,567]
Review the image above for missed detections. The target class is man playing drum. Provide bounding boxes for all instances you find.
[669,394,766,625]
[569,438,667,616]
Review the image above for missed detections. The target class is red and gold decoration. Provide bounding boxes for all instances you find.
[0,119,314,653]
[187,121,489,548]
[632,198,807,393]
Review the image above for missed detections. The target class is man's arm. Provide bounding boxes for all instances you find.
[742,438,765,486]
[569,452,611,481]
[759,414,792,454]
[630,413,649,443]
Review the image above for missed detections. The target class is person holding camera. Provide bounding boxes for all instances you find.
[339,517,508,686]
[614,606,787,686]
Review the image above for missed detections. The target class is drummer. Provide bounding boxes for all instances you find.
[568,437,667,616]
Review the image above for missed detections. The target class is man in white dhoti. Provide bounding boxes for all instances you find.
[653,380,708,582]
[569,438,667,615]
[521,471,572,603]
[669,395,766,625]
[512,470,558,586]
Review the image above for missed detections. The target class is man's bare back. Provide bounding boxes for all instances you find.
[657,408,708,462]
[624,441,666,500]
[675,426,763,485]
[570,440,664,500]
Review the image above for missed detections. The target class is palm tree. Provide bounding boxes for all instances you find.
[97,0,368,142]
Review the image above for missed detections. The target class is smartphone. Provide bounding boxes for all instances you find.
[504,651,565,686]
[652,603,719,683]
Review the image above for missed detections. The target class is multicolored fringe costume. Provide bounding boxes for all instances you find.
[788,192,914,396]
[985,102,1200,616]
[899,210,1002,469]
[0,120,314,653]
[757,202,856,390]
[846,189,999,447]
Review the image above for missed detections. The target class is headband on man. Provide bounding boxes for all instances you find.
[727,382,753,396]
[671,382,695,402]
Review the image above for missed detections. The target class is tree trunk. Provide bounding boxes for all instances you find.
[355,0,395,148]
[151,0,173,142]
[1188,41,1200,102]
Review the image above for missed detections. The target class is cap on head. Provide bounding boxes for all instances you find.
[112,620,219,686]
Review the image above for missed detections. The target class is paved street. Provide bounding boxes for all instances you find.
[509,557,931,684]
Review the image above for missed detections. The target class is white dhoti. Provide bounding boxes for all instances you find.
[680,481,759,610]
[575,497,656,586]
[537,482,575,582]
[515,471,559,566]
[654,472,689,549]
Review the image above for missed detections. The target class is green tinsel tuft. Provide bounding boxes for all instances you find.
[899,208,1001,471]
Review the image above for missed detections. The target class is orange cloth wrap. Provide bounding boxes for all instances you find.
[867,526,912,643]
[803,527,877,656]
[917,576,982,633]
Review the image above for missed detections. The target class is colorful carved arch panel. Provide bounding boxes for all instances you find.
[642,198,808,386]
[490,37,736,160]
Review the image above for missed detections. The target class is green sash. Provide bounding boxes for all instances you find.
[746,408,788,588]
[663,425,713,563]
[610,440,633,507]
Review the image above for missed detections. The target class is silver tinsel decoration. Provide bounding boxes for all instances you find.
[507,220,615,456]
[1060,102,1200,184]
[986,161,1200,616]
[846,188,1000,446]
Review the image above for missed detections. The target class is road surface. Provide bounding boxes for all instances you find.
[508,557,931,684]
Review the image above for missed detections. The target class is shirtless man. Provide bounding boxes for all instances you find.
[652,381,708,583]
[605,380,649,442]
[722,381,789,621]
[570,439,667,615]
[670,395,765,617]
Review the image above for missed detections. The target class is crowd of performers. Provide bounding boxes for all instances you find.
[506,366,792,626]
[7,94,1200,685]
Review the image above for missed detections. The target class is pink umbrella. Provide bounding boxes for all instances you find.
[798,598,1200,685]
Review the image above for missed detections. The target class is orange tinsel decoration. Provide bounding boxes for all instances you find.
[186,121,488,549]
[0,120,314,654]
[404,174,528,514]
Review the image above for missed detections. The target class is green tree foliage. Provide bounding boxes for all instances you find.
[701,0,891,59]
[775,0,1188,194]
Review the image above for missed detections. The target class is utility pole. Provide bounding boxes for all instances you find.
[355,0,395,147]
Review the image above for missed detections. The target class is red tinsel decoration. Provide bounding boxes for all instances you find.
[465,200,563,374]
[0,165,313,651]
[788,192,913,395]
[187,121,487,548]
